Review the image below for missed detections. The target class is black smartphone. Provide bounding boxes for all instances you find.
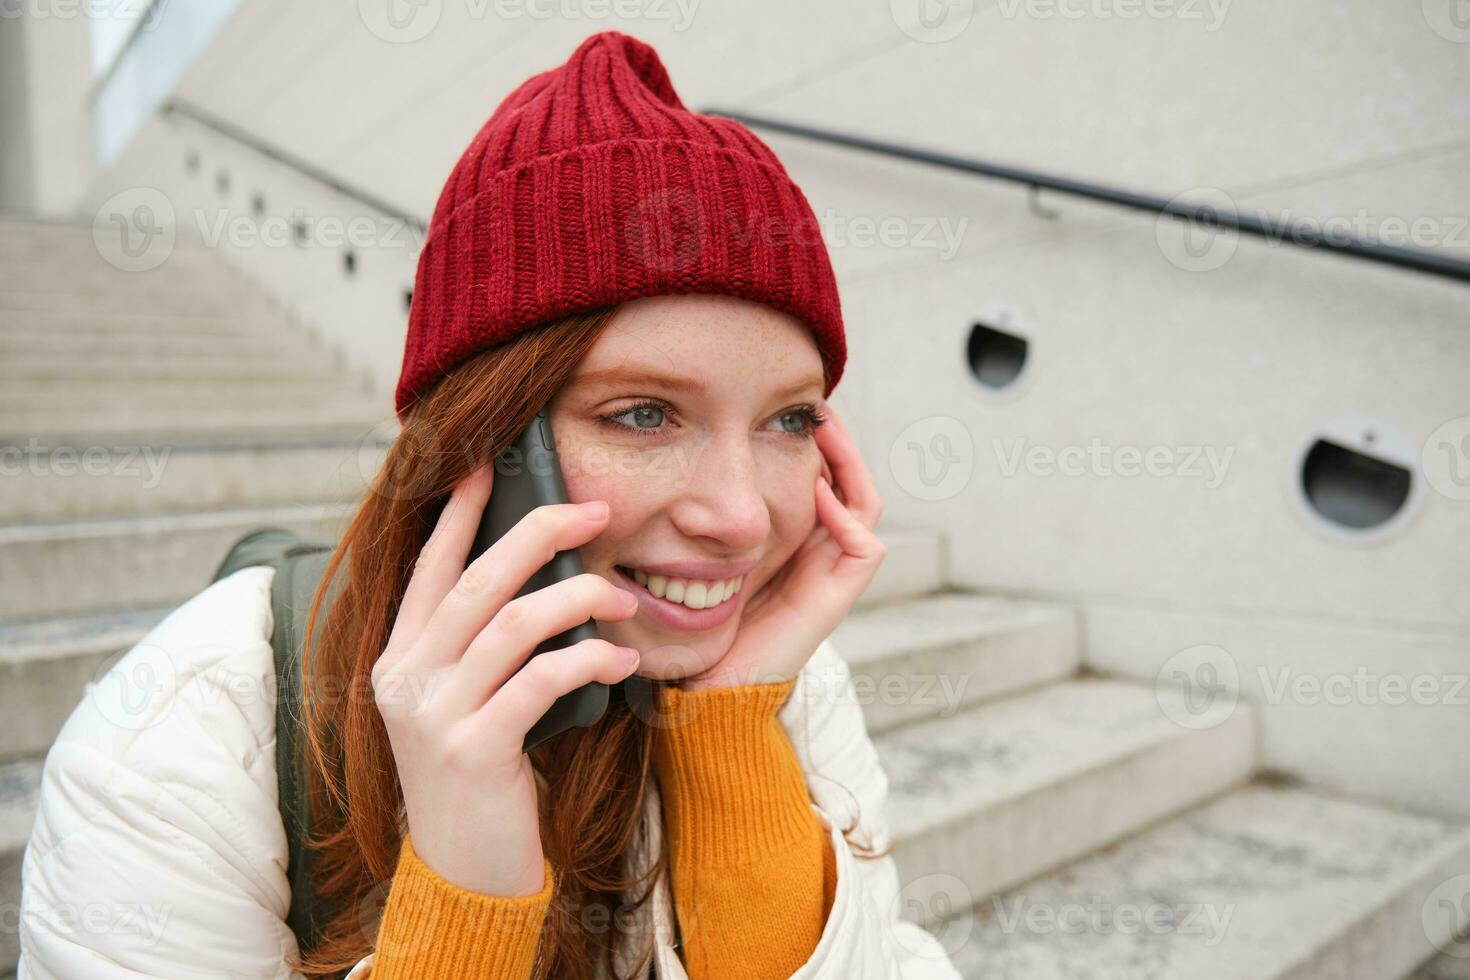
[467,406,611,752]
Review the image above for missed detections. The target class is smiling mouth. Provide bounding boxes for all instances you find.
[614,565,744,612]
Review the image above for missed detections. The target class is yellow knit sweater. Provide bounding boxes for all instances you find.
[369,677,836,978]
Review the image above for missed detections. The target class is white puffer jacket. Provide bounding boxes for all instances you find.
[18,565,962,979]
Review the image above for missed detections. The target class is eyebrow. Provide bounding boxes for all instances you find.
[572,366,824,400]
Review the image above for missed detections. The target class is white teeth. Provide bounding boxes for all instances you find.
[626,567,744,611]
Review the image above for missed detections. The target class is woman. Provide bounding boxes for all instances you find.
[18,30,961,980]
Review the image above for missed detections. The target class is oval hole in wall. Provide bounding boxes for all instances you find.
[1300,438,1412,530]
[1291,415,1422,545]
[403,288,413,314]
[967,321,1028,390]
[343,250,357,277]
[216,170,230,195]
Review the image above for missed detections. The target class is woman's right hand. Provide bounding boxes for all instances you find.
[370,463,641,897]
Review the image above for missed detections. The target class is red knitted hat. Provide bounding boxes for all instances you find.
[394,30,845,419]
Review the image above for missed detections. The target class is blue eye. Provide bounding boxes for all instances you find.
[598,400,669,437]
[594,401,827,440]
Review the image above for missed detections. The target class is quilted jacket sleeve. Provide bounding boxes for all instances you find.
[16,566,350,979]
[778,639,965,979]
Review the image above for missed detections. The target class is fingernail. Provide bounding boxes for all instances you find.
[580,500,609,519]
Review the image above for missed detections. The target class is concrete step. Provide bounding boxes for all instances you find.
[0,216,221,259]
[0,244,241,279]
[1413,955,1470,979]
[2,417,393,458]
[0,520,932,756]
[1,755,43,976]
[832,592,1079,733]
[0,378,376,415]
[0,265,259,301]
[882,678,1256,929]
[858,525,945,608]
[0,287,275,320]
[0,309,308,340]
[0,502,355,622]
[0,400,389,445]
[0,438,387,521]
[0,345,342,381]
[0,610,164,757]
[945,783,1470,980]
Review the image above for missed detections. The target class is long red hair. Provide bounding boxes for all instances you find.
[285,305,886,979]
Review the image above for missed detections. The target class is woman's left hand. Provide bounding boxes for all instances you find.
[679,403,886,691]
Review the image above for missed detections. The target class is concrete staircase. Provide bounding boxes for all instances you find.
[834,545,1470,978]
[0,215,390,975]
[2,214,1467,978]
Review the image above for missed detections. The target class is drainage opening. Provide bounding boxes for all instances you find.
[967,321,1028,390]
[1300,437,1412,531]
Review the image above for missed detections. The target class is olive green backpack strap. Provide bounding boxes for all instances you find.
[212,528,345,962]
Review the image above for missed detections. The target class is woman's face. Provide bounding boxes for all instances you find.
[547,292,828,680]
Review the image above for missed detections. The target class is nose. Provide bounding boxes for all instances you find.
[666,431,771,553]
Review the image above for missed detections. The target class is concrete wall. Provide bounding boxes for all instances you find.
[0,7,93,215]
[81,0,1470,813]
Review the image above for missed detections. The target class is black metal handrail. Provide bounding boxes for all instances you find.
[701,107,1470,286]
[162,99,428,235]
